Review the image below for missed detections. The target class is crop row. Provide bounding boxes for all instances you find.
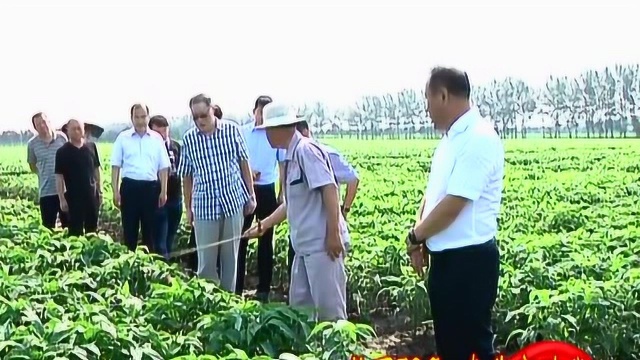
[0,197,377,359]
[1,138,639,359]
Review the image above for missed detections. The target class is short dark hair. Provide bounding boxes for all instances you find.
[427,67,471,99]
[213,104,223,119]
[149,115,169,128]
[254,96,273,112]
[189,93,212,109]
[130,104,150,119]
[31,112,43,128]
[295,120,309,133]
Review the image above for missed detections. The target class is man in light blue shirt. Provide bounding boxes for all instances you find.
[235,95,287,301]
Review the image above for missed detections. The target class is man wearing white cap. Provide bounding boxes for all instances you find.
[243,102,348,321]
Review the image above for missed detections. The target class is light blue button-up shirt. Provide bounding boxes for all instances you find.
[318,143,359,184]
[241,120,285,186]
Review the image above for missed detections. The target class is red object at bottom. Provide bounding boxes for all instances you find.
[350,340,592,360]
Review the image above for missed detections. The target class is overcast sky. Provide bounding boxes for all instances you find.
[0,0,638,131]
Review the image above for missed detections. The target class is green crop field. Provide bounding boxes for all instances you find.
[0,138,639,359]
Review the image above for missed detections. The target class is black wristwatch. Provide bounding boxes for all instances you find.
[406,229,422,245]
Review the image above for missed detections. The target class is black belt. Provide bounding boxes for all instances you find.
[429,238,496,257]
[122,177,158,185]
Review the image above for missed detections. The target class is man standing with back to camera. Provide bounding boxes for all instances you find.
[110,103,171,252]
[406,67,504,360]
[236,95,287,302]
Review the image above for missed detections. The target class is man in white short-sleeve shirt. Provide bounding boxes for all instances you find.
[406,67,504,360]
[110,103,171,252]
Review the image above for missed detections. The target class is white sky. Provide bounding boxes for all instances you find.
[1,0,639,131]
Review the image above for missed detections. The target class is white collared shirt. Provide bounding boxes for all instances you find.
[421,107,504,251]
[241,120,285,185]
[110,128,171,181]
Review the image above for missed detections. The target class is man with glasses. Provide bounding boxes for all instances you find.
[177,94,256,292]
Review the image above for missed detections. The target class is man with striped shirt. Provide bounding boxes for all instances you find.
[27,112,69,230]
[177,94,256,292]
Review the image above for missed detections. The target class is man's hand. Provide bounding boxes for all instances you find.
[277,192,284,204]
[252,171,261,181]
[409,245,429,277]
[113,193,121,209]
[244,195,257,216]
[341,205,350,220]
[242,220,264,239]
[326,232,344,261]
[60,198,69,213]
[158,192,167,208]
[186,208,194,225]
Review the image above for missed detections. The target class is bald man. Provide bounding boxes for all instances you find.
[55,119,102,236]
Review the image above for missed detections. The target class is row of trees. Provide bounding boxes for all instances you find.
[2,63,639,144]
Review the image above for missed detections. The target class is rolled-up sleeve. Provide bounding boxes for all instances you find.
[446,135,499,201]
[329,152,358,184]
[110,135,123,167]
[299,144,335,190]
[177,136,193,177]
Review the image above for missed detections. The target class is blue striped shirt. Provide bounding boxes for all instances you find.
[177,122,250,221]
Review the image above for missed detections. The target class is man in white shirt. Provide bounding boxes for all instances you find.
[236,95,286,302]
[406,67,504,360]
[111,103,171,252]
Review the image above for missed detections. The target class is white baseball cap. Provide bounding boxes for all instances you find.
[257,102,300,129]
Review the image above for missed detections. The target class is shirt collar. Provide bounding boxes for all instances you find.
[128,128,151,137]
[285,131,303,161]
[446,106,480,138]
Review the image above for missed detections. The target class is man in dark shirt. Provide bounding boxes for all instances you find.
[149,115,183,260]
[55,119,102,236]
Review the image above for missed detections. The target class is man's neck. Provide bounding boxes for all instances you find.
[70,138,84,148]
[38,130,53,141]
[134,126,147,136]
[445,104,472,132]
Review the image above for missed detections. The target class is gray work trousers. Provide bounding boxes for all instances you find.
[193,211,243,292]
[289,251,347,321]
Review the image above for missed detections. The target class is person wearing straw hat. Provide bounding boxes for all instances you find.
[243,101,348,321]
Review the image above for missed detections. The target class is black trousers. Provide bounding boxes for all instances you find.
[182,227,199,274]
[39,195,69,230]
[66,190,99,237]
[120,178,159,252]
[236,183,279,295]
[428,238,500,360]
